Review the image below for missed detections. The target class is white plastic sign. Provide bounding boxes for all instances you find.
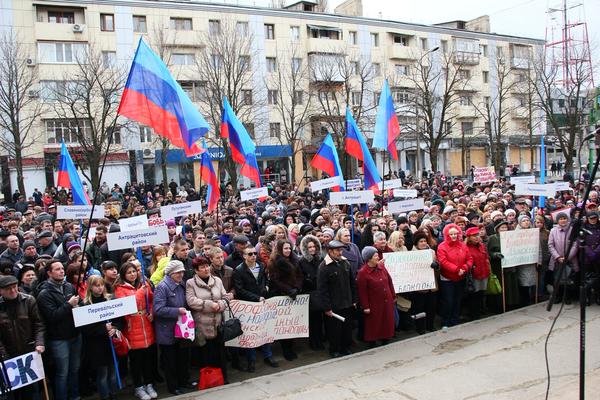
[57,205,105,220]
[107,225,169,251]
[377,179,403,190]
[393,189,418,198]
[161,200,203,219]
[119,214,149,232]
[514,183,557,197]
[346,179,362,190]
[510,175,535,184]
[72,295,138,327]
[3,352,45,390]
[240,187,269,201]
[554,182,571,191]
[330,190,374,205]
[310,176,342,192]
[388,198,425,214]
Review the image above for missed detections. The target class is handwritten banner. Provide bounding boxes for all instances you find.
[473,166,497,183]
[330,190,374,205]
[346,179,362,190]
[500,228,540,268]
[161,200,203,219]
[240,187,269,201]
[57,205,105,220]
[225,295,309,348]
[72,295,138,327]
[388,198,425,214]
[107,226,169,251]
[1,352,45,390]
[383,250,436,293]
[310,176,342,192]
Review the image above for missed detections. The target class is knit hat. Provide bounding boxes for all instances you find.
[412,230,429,246]
[465,227,479,236]
[490,210,503,220]
[164,260,185,276]
[22,240,36,250]
[494,220,509,231]
[555,212,569,222]
[361,246,378,262]
[321,228,335,238]
[504,209,516,216]
[517,214,530,225]
[67,242,81,253]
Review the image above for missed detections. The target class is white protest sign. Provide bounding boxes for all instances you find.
[510,175,536,184]
[515,183,557,197]
[554,181,572,191]
[148,217,166,227]
[473,166,497,183]
[119,214,149,232]
[3,352,45,390]
[225,295,309,348]
[388,198,425,214]
[383,250,436,293]
[107,225,169,251]
[330,190,374,205]
[393,189,418,198]
[72,295,138,327]
[346,179,362,190]
[310,176,342,192]
[57,205,105,220]
[240,187,269,201]
[161,200,203,219]
[378,179,403,190]
[500,228,540,268]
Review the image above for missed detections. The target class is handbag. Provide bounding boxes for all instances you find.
[111,330,130,357]
[198,366,224,390]
[219,299,243,342]
[486,273,502,295]
[174,310,195,341]
[465,267,476,293]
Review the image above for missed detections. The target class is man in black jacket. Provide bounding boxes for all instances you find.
[232,245,279,372]
[317,240,358,358]
[37,260,81,400]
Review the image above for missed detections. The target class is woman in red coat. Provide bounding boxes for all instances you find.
[436,223,473,329]
[356,246,396,347]
[465,226,491,320]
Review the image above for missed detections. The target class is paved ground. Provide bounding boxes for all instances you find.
[177,303,600,400]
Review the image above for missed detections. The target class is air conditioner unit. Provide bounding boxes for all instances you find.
[73,24,84,33]
[26,58,35,67]
[28,90,39,98]
[143,148,155,159]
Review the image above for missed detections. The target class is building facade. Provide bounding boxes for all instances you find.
[0,0,546,196]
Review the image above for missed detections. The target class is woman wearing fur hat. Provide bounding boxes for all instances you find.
[299,235,325,350]
[487,220,519,311]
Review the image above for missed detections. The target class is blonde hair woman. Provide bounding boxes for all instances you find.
[388,231,407,252]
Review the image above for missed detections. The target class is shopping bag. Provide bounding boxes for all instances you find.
[486,273,502,295]
[174,311,195,341]
[198,367,224,390]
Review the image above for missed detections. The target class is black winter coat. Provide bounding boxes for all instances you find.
[0,293,45,358]
[317,255,357,312]
[268,256,303,297]
[233,262,269,302]
[36,280,80,340]
[81,296,113,368]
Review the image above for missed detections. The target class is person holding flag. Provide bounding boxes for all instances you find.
[57,142,91,205]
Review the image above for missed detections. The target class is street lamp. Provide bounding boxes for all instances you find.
[415,46,439,180]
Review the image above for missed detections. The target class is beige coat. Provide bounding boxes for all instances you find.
[185,275,227,339]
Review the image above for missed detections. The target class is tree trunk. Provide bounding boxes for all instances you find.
[90,159,100,195]
[14,149,25,196]
[429,147,438,173]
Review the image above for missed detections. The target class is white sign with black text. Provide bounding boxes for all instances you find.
[240,187,269,201]
[57,205,105,220]
[72,295,138,327]
[330,190,374,205]
[346,179,362,190]
[392,189,418,198]
[160,200,203,219]
[107,225,169,251]
[510,175,536,184]
[377,179,403,190]
[514,183,557,197]
[388,198,425,214]
[310,176,342,192]
[119,214,149,232]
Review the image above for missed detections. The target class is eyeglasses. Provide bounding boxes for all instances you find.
[245,252,257,256]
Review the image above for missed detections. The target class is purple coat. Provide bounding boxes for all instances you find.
[548,225,579,272]
[153,275,187,345]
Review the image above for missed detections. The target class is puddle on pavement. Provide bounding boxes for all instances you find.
[432,338,478,354]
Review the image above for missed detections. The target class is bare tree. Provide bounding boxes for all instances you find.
[194,19,261,189]
[0,31,45,195]
[51,44,127,192]
[268,46,313,184]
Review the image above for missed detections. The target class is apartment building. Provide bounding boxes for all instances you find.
[0,0,546,195]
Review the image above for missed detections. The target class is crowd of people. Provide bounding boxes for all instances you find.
[2,172,600,400]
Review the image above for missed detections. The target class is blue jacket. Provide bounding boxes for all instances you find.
[153,275,187,345]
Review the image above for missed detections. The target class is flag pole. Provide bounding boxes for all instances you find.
[381,150,386,210]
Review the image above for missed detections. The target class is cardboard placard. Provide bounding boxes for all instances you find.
[346,179,362,190]
[514,183,557,197]
[500,228,540,268]
[383,250,436,293]
[2,352,45,390]
[473,166,497,183]
[392,189,418,198]
[510,175,536,184]
[377,179,403,190]
[119,214,149,232]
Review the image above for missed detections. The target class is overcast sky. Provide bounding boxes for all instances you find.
[329,0,600,46]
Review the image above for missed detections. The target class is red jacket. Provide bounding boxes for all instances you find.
[436,224,473,281]
[114,281,155,350]
[357,262,396,342]
[466,242,491,280]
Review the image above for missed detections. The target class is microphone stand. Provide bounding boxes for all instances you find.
[546,127,600,400]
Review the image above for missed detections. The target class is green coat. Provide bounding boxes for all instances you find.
[487,234,520,308]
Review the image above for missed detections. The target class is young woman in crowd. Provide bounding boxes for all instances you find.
[515,215,537,307]
[464,226,491,320]
[298,235,324,350]
[410,230,439,333]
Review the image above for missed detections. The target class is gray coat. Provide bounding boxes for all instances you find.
[548,225,579,272]
[153,275,187,345]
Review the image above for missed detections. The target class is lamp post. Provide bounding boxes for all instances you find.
[415,45,439,181]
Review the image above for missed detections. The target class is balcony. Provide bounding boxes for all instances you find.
[34,22,89,42]
[455,105,478,119]
[164,29,203,48]
[306,37,345,54]
[454,51,480,65]
[387,44,418,60]
[511,57,531,69]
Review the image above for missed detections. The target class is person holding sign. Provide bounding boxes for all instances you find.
[487,221,519,312]
[465,227,491,320]
[436,224,473,330]
[356,247,395,347]
[410,231,439,334]
[515,216,538,307]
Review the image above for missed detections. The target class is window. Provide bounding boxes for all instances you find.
[139,126,152,143]
[497,46,504,59]
[209,19,221,36]
[351,91,361,105]
[558,98,565,108]
[459,95,473,106]
[170,18,192,31]
[133,15,147,33]
[264,24,275,40]
[100,14,114,32]
[445,121,452,134]
[461,122,473,135]
[370,33,379,47]
[318,91,332,102]
[107,127,121,145]
[172,53,195,65]
[516,73,527,82]
[242,89,253,105]
[482,71,489,83]
[441,40,448,53]
[309,27,340,40]
[291,58,302,74]
[48,11,74,24]
[45,119,91,143]
[373,91,381,106]
[38,42,87,64]
[350,61,359,75]
[211,54,222,69]
[458,69,471,80]
[266,57,277,72]
[243,123,255,139]
[102,51,116,67]
[372,63,381,77]
[267,89,278,105]
[40,80,76,102]
[394,64,409,76]
[516,95,527,107]
[238,55,250,71]
[484,96,491,107]
[293,90,303,105]
[236,21,249,37]
[349,31,357,45]
[269,123,281,138]
[178,81,206,102]
[481,44,488,57]
[393,34,409,46]
[420,38,428,50]
[290,26,300,41]
[392,90,411,104]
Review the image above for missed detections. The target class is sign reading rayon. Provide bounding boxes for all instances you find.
[1,352,45,390]
[225,295,309,348]
[500,228,540,268]
[107,226,169,251]
[383,250,436,293]
[72,295,138,327]
[57,205,105,220]
[161,200,203,220]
